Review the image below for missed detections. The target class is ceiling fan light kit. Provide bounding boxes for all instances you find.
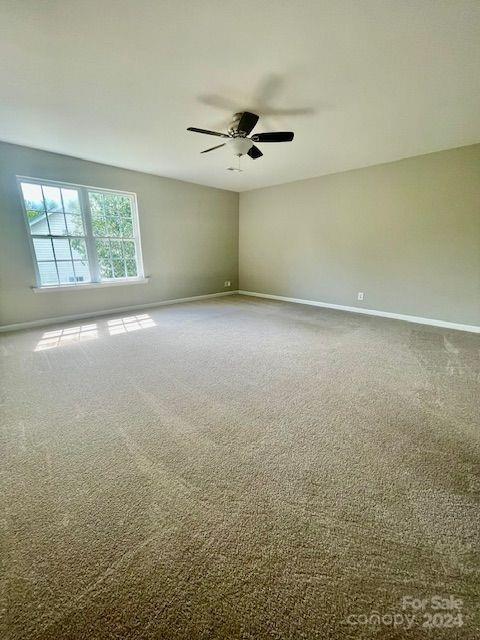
[187,111,294,167]
[229,137,253,156]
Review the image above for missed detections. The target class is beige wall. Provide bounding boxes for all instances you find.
[240,145,480,327]
[0,142,238,327]
[2,142,479,329]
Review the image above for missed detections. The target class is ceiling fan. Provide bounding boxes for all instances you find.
[187,112,294,162]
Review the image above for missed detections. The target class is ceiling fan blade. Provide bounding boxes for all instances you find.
[187,127,229,138]
[237,112,259,135]
[247,145,263,159]
[201,143,226,154]
[251,131,294,142]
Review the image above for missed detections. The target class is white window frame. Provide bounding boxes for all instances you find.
[17,176,147,291]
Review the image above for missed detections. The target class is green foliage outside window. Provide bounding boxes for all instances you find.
[89,192,137,279]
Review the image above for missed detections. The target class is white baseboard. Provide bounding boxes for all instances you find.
[0,291,238,333]
[3,289,478,334]
[238,290,480,334]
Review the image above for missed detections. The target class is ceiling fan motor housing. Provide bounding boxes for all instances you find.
[228,112,246,136]
[228,111,258,136]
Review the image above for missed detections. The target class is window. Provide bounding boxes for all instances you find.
[19,178,144,288]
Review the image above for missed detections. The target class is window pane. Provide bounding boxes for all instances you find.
[70,238,88,260]
[52,238,71,260]
[96,239,113,278]
[30,218,50,235]
[99,261,113,279]
[73,261,91,283]
[123,240,135,260]
[61,188,80,213]
[110,240,123,260]
[57,261,76,284]
[121,217,133,238]
[65,213,84,235]
[113,258,126,278]
[21,183,45,215]
[38,262,59,286]
[48,212,68,235]
[42,186,63,213]
[33,238,54,261]
[91,213,106,237]
[103,193,131,217]
[88,192,104,216]
[126,259,137,277]
[110,240,125,278]
[106,215,122,237]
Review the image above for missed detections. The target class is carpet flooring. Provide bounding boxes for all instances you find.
[1,295,479,639]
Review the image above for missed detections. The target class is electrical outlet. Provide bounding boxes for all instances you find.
[224,281,231,288]
[357,292,364,301]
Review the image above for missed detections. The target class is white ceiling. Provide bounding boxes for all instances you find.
[1,0,479,192]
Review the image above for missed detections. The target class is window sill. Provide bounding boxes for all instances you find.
[32,277,150,292]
